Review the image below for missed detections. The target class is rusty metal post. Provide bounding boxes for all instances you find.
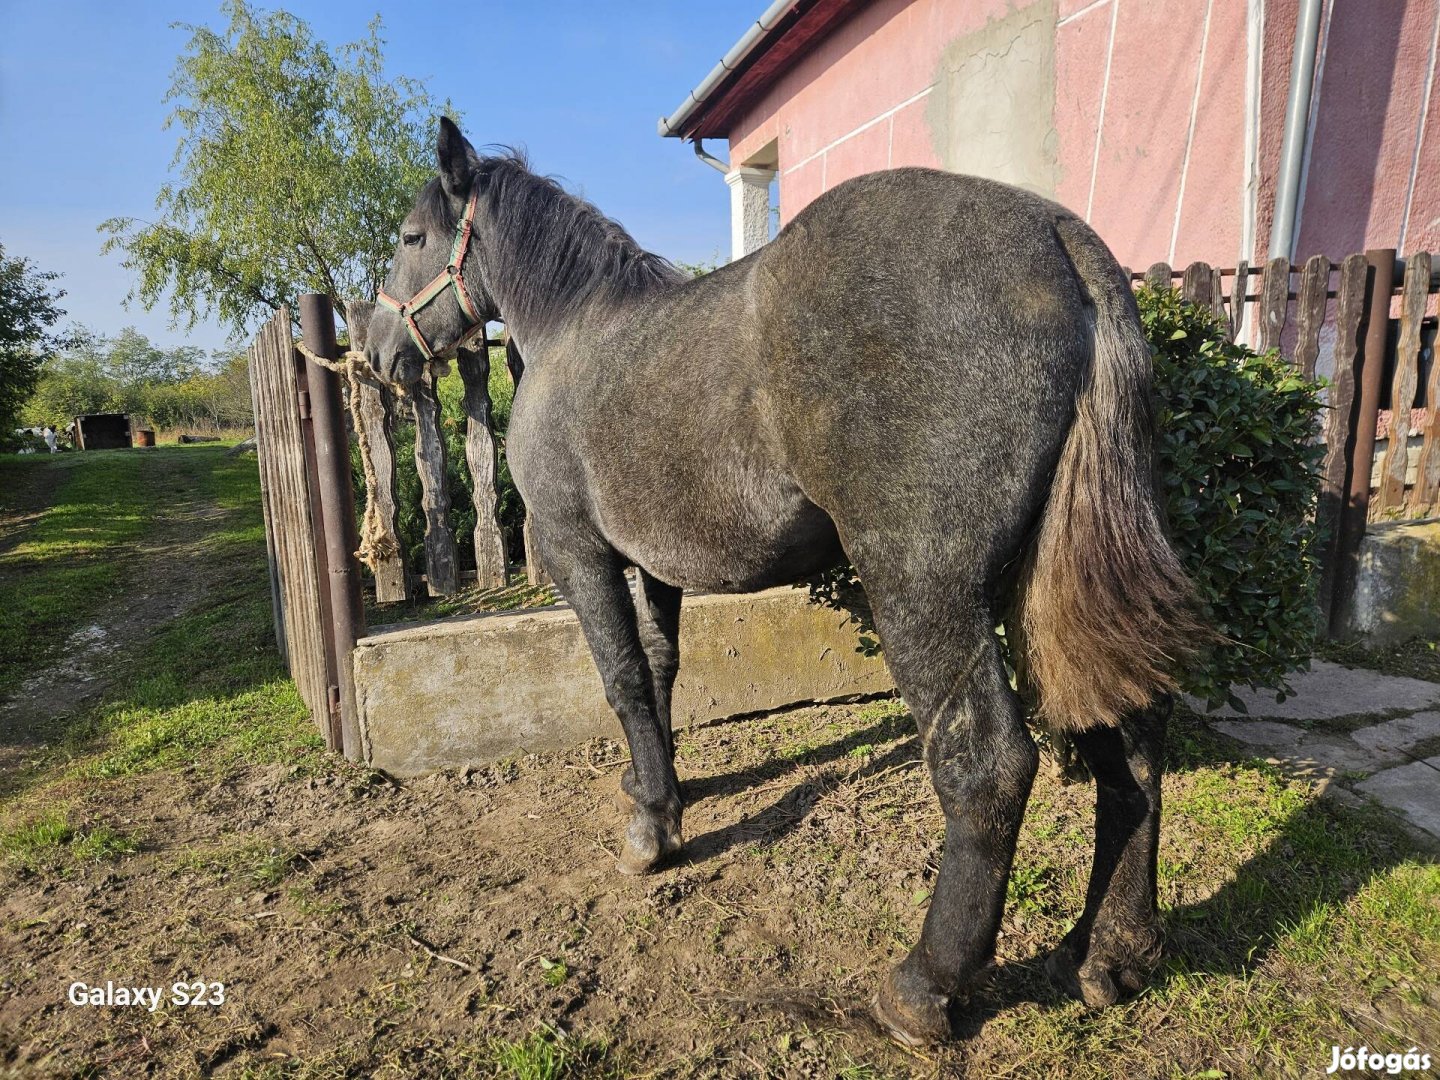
[1328,248,1396,636]
[300,294,366,759]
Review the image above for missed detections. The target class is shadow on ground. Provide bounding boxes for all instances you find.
[674,701,1436,1039]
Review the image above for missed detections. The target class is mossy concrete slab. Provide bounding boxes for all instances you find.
[1337,518,1440,644]
[353,587,894,777]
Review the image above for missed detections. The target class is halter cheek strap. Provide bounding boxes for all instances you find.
[376,184,486,361]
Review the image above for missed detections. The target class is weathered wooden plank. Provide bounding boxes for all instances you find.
[1209,266,1227,331]
[1410,270,1440,514]
[1230,259,1250,340]
[1259,256,1291,352]
[351,382,409,602]
[411,369,460,596]
[1181,261,1213,309]
[246,311,330,734]
[1292,254,1331,380]
[343,304,409,603]
[1316,254,1370,622]
[502,333,547,586]
[458,346,509,589]
[1144,262,1172,291]
[246,341,286,661]
[293,335,341,750]
[1377,252,1430,513]
[524,515,551,586]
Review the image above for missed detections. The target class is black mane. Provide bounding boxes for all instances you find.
[458,151,687,328]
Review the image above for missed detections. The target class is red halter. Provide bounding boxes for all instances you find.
[376,185,486,361]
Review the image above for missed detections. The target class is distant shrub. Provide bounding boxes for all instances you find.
[806,285,1327,713]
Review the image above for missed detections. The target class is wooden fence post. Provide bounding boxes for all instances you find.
[1326,249,1397,634]
[344,301,410,603]
[299,294,366,758]
[1413,269,1440,516]
[458,344,510,589]
[1259,256,1290,352]
[411,368,461,596]
[1377,252,1430,513]
[1315,254,1372,627]
[1292,255,1331,381]
[1144,262,1172,291]
[1230,259,1250,341]
[523,516,551,586]
[1181,261,1213,309]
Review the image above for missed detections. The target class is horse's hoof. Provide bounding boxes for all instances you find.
[615,812,682,876]
[871,965,951,1047]
[1045,923,1160,1008]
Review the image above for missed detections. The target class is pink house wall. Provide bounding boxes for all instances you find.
[723,0,1440,269]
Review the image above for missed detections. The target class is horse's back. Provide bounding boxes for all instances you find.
[744,169,1099,570]
[524,168,1104,591]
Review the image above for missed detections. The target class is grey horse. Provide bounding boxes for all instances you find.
[367,117,1201,1046]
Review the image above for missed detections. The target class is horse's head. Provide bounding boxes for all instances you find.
[367,117,498,386]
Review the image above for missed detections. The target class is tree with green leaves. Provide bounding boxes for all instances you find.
[22,328,251,433]
[101,1,448,337]
[0,242,67,440]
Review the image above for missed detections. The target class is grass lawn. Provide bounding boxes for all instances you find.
[0,447,1436,1078]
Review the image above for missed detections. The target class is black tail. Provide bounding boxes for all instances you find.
[1017,216,1204,731]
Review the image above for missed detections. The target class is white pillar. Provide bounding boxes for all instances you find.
[725,166,774,261]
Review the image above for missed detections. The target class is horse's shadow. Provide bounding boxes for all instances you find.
[678,703,918,865]
[674,704,1434,1029]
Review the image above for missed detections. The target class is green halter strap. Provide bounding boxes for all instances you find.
[376,184,485,361]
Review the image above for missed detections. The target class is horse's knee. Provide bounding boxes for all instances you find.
[928,722,1038,826]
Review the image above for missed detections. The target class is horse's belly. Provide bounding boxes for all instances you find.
[608,489,844,594]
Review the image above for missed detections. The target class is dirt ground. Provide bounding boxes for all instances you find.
[1,448,1437,1078]
[3,699,1435,1079]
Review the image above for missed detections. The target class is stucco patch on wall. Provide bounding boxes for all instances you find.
[925,0,1060,197]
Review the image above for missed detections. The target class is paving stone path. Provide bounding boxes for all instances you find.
[1198,660,1440,840]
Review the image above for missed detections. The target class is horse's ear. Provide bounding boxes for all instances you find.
[438,116,477,197]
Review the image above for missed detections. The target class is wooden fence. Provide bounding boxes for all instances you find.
[247,296,544,755]
[249,251,1438,751]
[1128,249,1438,633]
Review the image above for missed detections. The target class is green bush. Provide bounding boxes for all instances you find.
[806,286,1327,713]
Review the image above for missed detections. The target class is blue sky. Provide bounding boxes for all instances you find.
[0,0,758,352]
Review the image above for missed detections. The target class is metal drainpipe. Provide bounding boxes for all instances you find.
[693,139,729,174]
[1268,0,1324,260]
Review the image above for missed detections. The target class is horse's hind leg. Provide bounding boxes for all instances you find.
[866,590,1040,1045]
[633,569,681,759]
[1046,699,1168,1006]
[542,544,683,874]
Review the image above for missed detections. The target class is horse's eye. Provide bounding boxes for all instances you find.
[403,232,424,247]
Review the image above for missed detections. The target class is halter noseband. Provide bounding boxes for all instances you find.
[376,184,486,361]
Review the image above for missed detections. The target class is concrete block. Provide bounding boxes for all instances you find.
[1350,710,1440,756]
[1200,660,1440,720]
[1210,719,1305,749]
[1336,519,1440,645]
[353,587,894,777]
[1356,757,1440,839]
[1210,719,1394,776]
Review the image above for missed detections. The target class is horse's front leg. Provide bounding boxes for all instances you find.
[545,539,683,874]
[633,568,682,760]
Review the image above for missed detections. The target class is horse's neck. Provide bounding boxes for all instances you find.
[478,178,672,362]
[480,224,588,363]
